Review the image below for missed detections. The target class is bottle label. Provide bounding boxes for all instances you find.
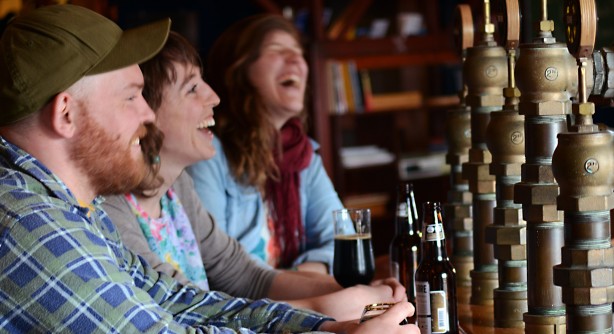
[431,290,449,333]
[424,223,445,242]
[397,202,408,217]
[415,281,431,334]
[415,281,449,334]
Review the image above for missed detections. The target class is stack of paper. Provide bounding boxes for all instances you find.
[397,152,449,180]
[340,145,395,168]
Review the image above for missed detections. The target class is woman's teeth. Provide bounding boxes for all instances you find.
[280,75,300,87]
[197,119,215,129]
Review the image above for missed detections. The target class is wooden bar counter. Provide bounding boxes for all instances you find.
[374,256,523,333]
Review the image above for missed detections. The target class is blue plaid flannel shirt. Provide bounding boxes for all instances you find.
[0,137,332,333]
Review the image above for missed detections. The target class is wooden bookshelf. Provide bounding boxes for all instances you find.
[305,1,468,207]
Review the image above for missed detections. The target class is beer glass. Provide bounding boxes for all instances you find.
[332,208,375,287]
[360,303,410,325]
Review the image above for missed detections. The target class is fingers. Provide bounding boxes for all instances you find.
[375,302,420,333]
[405,323,420,333]
[380,301,415,321]
[371,277,407,302]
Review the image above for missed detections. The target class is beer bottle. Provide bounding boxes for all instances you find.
[389,182,421,318]
[415,202,458,334]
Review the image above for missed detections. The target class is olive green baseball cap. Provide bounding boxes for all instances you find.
[0,4,171,125]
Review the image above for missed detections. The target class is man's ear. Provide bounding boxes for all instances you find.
[48,92,77,139]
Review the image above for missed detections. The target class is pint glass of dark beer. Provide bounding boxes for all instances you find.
[332,208,375,287]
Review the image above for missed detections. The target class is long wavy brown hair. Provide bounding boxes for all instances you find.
[207,14,307,193]
[133,31,204,196]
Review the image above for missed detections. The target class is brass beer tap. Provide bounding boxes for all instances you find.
[461,0,507,306]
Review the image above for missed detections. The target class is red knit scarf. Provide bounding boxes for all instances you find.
[266,117,313,268]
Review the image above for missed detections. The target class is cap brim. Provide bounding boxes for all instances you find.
[88,18,171,75]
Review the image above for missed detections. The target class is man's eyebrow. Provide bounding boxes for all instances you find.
[124,82,144,90]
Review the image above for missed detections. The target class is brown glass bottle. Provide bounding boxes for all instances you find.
[389,182,421,321]
[415,202,458,334]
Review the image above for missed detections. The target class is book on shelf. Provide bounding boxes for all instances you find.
[326,59,365,114]
[325,60,343,114]
[340,61,356,113]
[325,60,424,114]
[359,69,373,111]
[325,60,348,114]
[346,61,365,112]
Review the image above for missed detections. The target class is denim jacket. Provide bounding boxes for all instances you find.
[187,136,342,270]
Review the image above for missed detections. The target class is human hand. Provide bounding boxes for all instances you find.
[369,277,407,302]
[318,302,419,334]
[301,282,403,321]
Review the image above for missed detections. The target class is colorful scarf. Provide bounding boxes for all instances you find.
[266,117,313,268]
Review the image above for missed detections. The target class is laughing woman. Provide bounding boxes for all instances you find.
[187,14,342,273]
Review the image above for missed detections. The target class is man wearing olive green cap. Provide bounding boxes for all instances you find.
[0,5,348,333]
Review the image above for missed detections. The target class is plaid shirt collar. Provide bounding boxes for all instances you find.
[0,136,103,214]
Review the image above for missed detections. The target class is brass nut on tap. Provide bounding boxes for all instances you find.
[486,225,526,245]
[562,247,614,267]
[466,94,505,107]
[494,244,527,261]
[521,164,555,183]
[469,148,493,163]
[539,20,555,32]
[519,100,572,116]
[557,193,614,212]
[553,266,614,289]
[490,163,522,176]
[453,217,474,231]
[520,204,562,222]
[447,190,472,204]
[514,183,560,205]
[494,206,522,224]
[463,162,495,181]
[559,286,614,305]
[573,102,595,116]
[503,86,521,98]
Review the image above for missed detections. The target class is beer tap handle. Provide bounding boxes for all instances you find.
[564,0,597,59]
[453,4,475,106]
[492,0,521,106]
[564,0,598,131]
[492,0,521,51]
[453,4,474,60]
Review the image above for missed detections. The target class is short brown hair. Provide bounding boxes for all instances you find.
[133,31,204,195]
[141,31,203,111]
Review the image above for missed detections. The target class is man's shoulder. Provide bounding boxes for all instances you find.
[0,166,78,232]
[0,167,56,203]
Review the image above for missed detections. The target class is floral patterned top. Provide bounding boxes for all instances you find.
[125,189,209,290]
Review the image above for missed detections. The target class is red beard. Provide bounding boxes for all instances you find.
[70,111,147,196]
